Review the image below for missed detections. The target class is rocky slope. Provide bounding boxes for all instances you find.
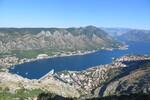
[0,26,123,54]
[118,29,150,43]
[94,58,150,97]
[0,72,80,98]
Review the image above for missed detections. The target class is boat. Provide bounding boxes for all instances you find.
[26,72,28,75]
[11,65,15,69]
[17,71,19,74]
[112,57,115,60]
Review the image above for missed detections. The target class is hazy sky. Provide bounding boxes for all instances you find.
[0,0,150,29]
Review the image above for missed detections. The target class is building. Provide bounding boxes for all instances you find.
[37,54,48,59]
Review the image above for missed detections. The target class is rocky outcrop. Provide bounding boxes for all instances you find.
[0,26,123,53]
[0,72,80,98]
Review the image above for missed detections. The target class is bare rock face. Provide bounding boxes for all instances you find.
[0,26,123,53]
[0,41,8,53]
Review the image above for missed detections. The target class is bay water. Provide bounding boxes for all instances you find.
[9,41,150,79]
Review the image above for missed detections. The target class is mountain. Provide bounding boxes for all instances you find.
[94,58,150,97]
[100,27,131,37]
[118,29,150,43]
[0,26,123,58]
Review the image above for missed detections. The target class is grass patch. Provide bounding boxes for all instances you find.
[0,88,44,100]
[11,48,59,59]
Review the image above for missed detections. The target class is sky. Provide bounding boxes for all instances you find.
[0,0,150,29]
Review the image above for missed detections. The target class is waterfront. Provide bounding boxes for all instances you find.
[9,41,150,79]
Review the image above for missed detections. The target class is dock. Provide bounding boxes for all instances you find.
[39,69,54,80]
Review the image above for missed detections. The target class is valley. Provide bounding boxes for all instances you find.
[1,0,150,99]
[0,26,150,100]
[0,26,124,69]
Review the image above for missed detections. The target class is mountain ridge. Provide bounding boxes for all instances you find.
[0,26,124,57]
[118,29,150,43]
[100,27,132,37]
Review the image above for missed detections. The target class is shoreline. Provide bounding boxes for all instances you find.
[7,45,128,69]
[8,50,98,68]
[0,42,128,74]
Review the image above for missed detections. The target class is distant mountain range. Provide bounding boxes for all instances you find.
[100,27,150,43]
[118,29,150,43]
[100,27,131,37]
[0,26,123,55]
[0,26,149,55]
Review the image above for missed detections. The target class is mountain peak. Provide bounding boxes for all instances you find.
[85,25,97,29]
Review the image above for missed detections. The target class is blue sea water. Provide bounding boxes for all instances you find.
[9,41,150,79]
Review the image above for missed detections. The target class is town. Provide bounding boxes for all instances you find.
[0,50,96,69]
[0,44,128,70]
[49,54,150,91]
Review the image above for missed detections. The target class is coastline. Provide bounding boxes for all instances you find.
[8,50,98,68]
[1,43,128,73]
[4,50,98,74]
[8,45,128,69]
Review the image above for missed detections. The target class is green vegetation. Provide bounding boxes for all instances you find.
[4,87,10,91]
[99,67,122,87]
[0,28,58,36]
[37,92,75,100]
[106,68,122,80]
[0,53,10,58]
[90,93,150,100]
[11,48,59,59]
[37,91,150,100]
[57,70,69,76]
[0,66,4,72]
[0,88,76,100]
[0,88,44,100]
